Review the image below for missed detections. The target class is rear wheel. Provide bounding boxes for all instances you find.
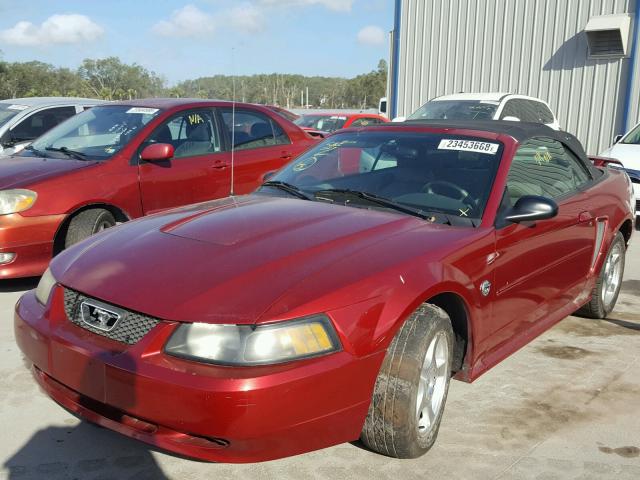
[64,209,116,249]
[361,304,453,458]
[577,232,625,319]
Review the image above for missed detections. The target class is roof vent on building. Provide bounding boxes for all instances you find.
[585,13,633,57]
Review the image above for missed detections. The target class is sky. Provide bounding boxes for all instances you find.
[0,0,393,85]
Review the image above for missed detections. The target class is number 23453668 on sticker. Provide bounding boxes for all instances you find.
[437,139,499,155]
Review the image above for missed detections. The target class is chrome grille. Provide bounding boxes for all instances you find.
[63,288,160,345]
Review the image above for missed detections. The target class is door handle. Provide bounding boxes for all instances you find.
[212,160,227,170]
[578,211,593,222]
[280,152,293,160]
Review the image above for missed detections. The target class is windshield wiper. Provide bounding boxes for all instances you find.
[262,181,312,200]
[24,145,48,157]
[314,188,438,222]
[45,146,89,161]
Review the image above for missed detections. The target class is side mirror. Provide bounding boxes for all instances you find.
[262,171,277,182]
[140,143,174,162]
[502,116,521,122]
[504,195,558,223]
[1,130,15,148]
[613,134,623,144]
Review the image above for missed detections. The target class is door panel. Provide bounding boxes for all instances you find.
[491,195,593,338]
[220,108,295,195]
[482,137,596,354]
[138,108,230,214]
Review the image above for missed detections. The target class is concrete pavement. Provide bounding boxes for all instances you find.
[0,239,638,479]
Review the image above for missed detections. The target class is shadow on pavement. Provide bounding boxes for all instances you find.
[3,423,169,479]
[603,317,640,332]
[0,278,39,293]
[4,352,169,479]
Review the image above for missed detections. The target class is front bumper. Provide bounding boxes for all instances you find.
[0,213,65,278]
[14,288,382,463]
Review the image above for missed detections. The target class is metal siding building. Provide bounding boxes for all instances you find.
[390,0,640,154]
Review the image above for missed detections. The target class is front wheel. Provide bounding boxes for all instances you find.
[361,304,453,458]
[64,208,116,249]
[577,231,626,319]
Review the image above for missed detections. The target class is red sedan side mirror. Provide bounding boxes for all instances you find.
[140,143,174,162]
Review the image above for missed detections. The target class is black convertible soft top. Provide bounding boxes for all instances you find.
[396,119,588,159]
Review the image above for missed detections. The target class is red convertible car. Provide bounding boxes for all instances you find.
[15,121,634,462]
[0,99,317,278]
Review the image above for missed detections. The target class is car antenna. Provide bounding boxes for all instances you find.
[230,47,236,197]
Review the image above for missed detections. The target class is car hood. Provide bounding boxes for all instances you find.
[54,194,464,325]
[599,144,640,170]
[0,154,95,189]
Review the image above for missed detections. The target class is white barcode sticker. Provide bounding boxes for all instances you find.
[438,139,499,155]
[126,107,159,115]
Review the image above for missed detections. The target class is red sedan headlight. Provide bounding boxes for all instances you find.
[164,314,341,365]
[0,189,37,215]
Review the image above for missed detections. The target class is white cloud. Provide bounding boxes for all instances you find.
[357,25,385,46]
[0,14,104,46]
[154,0,350,39]
[152,4,215,38]
[227,3,265,34]
[258,0,354,12]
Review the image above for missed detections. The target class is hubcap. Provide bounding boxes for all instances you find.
[416,331,449,437]
[95,221,113,233]
[601,242,623,309]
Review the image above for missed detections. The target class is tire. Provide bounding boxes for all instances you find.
[64,209,116,249]
[577,232,626,319]
[361,304,454,458]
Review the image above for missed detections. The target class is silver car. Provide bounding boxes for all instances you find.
[0,97,107,156]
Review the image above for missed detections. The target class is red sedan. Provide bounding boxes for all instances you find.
[294,112,389,133]
[0,99,317,278]
[15,121,634,462]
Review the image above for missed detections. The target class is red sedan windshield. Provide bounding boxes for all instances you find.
[29,106,161,160]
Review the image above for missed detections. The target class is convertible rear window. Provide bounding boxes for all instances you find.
[268,131,504,224]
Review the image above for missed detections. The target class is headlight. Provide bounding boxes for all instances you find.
[35,267,57,305]
[165,315,341,365]
[0,189,37,215]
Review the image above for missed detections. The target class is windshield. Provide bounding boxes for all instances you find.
[266,131,503,224]
[29,105,161,160]
[294,115,348,132]
[0,104,27,129]
[622,123,640,144]
[408,100,498,121]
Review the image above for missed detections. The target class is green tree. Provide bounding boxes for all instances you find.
[0,55,387,109]
[78,57,165,100]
